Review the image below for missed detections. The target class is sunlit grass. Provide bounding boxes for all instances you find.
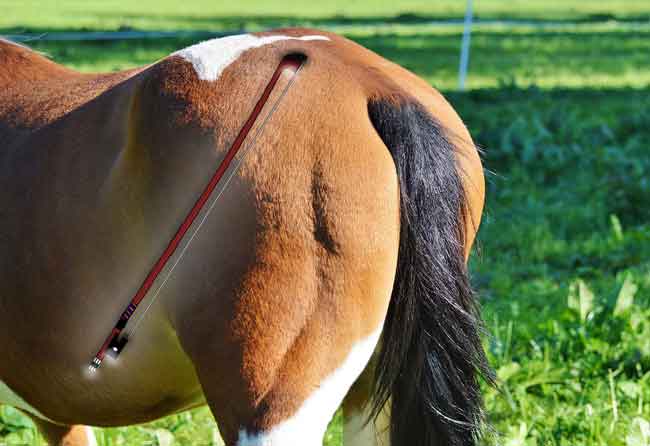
[2,0,650,32]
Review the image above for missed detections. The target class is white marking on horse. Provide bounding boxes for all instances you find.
[173,34,330,81]
[236,327,382,446]
[0,37,30,49]
[85,426,98,446]
[0,380,53,421]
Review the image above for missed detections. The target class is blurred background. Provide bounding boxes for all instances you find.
[2,1,649,445]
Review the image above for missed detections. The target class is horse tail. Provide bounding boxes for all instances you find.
[367,96,492,446]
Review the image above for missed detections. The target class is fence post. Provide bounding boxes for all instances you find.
[458,0,474,90]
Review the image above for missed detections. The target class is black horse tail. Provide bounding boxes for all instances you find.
[367,96,493,446]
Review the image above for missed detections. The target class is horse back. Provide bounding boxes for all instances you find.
[0,38,141,149]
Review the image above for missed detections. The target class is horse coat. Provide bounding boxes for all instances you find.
[0,28,489,446]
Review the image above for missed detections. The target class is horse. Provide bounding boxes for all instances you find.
[0,28,490,446]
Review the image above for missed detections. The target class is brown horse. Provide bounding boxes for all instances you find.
[0,29,490,446]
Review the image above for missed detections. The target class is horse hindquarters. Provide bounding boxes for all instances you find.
[159,29,489,445]
[168,63,401,445]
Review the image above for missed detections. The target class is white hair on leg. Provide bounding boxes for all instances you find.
[85,426,98,446]
[237,327,383,446]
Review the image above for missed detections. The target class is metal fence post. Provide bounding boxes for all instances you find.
[459,0,474,90]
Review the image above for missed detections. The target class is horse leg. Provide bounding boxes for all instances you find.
[27,416,96,446]
[180,249,395,446]
[342,365,390,446]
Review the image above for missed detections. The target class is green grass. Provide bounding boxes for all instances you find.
[2,0,650,32]
[457,86,650,445]
[2,2,650,445]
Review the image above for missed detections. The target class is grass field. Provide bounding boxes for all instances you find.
[2,0,650,31]
[2,1,650,445]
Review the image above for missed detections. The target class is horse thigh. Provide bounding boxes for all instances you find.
[183,232,394,445]
[173,100,399,443]
[195,284,385,444]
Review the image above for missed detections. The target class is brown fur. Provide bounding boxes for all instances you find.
[0,29,483,444]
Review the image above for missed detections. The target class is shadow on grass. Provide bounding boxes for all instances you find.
[453,85,649,283]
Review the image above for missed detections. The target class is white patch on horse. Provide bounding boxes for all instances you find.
[0,37,30,49]
[85,426,98,446]
[173,34,330,81]
[236,327,382,446]
[0,380,53,421]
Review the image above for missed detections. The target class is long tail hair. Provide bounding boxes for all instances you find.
[367,96,493,446]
